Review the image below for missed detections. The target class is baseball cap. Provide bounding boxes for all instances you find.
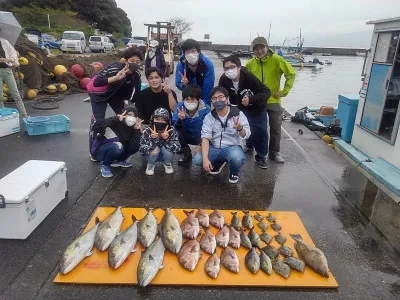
[252,37,268,49]
[149,40,159,47]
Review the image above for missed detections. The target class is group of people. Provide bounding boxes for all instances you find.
[87,36,295,184]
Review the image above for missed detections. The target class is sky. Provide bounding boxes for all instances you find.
[116,0,400,48]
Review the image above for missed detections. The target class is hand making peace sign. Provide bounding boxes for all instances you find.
[179,70,189,86]
[233,116,243,132]
[178,106,186,120]
[160,125,173,140]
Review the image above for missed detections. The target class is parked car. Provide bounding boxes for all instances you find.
[41,34,61,50]
[127,38,146,55]
[89,36,114,53]
[60,31,87,54]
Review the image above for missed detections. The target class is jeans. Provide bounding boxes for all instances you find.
[146,146,174,165]
[193,145,245,175]
[0,68,27,116]
[96,142,124,166]
[90,97,125,121]
[245,112,269,160]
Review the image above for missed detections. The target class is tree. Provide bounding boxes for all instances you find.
[168,17,192,36]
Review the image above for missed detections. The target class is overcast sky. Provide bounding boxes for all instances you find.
[116,0,400,47]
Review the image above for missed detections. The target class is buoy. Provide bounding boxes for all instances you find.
[322,135,333,144]
[19,57,29,65]
[71,64,85,78]
[328,144,335,149]
[2,84,8,93]
[120,58,126,63]
[54,65,67,76]
[18,72,24,80]
[90,61,103,73]
[2,93,8,102]
[59,83,68,92]
[47,84,57,94]
[26,89,37,99]
[48,72,55,78]
[27,51,36,58]
[80,77,90,90]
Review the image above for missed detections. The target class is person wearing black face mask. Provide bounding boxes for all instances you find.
[139,108,181,176]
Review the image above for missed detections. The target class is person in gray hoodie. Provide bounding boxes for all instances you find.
[192,86,251,184]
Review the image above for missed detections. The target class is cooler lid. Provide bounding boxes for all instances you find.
[0,108,19,117]
[0,160,65,204]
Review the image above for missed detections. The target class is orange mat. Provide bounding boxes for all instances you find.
[54,208,338,288]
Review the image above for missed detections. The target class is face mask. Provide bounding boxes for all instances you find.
[154,121,167,131]
[225,68,239,80]
[213,100,227,110]
[184,102,198,111]
[186,53,199,65]
[125,116,137,127]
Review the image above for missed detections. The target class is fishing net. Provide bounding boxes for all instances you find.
[31,94,64,110]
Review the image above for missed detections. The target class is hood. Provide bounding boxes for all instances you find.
[150,107,170,125]
[254,48,275,62]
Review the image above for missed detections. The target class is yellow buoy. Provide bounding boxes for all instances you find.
[59,83,68,92]
[328,144,335,150]
[2,84,8,93]
[322,135,333,144]
[26,89,37,99]
[19,57,29,65]
[120,58,126,63]
[27,51,36,58]
[18,72,24,80]
[54,65,67,76]
[2,92,8,102]
[47,84,57,94]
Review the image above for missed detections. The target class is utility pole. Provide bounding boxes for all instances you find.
[48,14,51,29]
[267,24,271,44]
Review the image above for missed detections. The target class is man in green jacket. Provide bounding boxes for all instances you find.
[245,37,295,163]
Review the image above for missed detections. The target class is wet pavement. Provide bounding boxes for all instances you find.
[0,52,399,299]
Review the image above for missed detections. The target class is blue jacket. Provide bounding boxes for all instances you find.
[172,100,210,136]
[175,53,215,105]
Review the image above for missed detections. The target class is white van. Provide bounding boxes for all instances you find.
[60,31,87,54]
[89,36,114,53]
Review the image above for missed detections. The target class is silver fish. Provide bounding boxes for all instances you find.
[248,228,261,247]
[199,229,216,255]
[271,221,282,232]
[205,253,220,279]
[260,231,273,244]
[160,208,182,254]
[240,229,252,249]
[209,209,224,229]
[284,257,305,272]
[262,244,279,259]
[137,208,158,248]
[221,247,239,273]
[59,218,100,275]
[254,212,264,222]
[230,212,242,231]
[274,232,286,245]
[242,210,253,229]
[272,258,291,279]
[228,226,241,249]
[260,250,272,275]
[137,238,165,287]
[245,247,260,274]
[178,239,201,271]
[195,209,209,228]
[95,206,124,251]
[279,245,293,257]
[108,215,138,269]
[266,213,276,223]
[257,222,268,231]
[181,210,200,240]
[216,225,230,248]
[290,234,330,277]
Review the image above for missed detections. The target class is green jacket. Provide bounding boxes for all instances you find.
[245,49,296,105]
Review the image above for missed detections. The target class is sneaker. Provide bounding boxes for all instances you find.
[242,145,254,153]
[209,161,227,175]
[90,153,98,162]
[269,152,285,163]
[178,153,192,165]
[100,165,113,178]
[111,160,132,168]
[164,163,174,174]
[145,164,155,176]
[228,173,239,184]
[256,159,268,169]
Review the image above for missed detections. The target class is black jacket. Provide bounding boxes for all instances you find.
[219,67,271,117]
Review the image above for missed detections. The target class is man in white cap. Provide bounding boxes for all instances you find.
[145,40,167,78]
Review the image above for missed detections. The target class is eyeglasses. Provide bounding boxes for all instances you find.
[223,65,237,71]
[211,95,226,101]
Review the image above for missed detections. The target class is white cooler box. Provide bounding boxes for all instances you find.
[0,108,20,138]
[0,160,68,239]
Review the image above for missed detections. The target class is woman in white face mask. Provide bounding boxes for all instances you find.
[145,40,167,78]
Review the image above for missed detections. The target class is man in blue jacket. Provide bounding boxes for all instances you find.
[175,39,215,105]
[172,84,210,164]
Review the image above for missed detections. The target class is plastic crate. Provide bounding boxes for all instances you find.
[0,108,20,137]
[23,114,70,136]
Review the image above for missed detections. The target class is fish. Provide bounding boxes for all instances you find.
[272,258,291,279]
[274,232,286,245]
[228,226,241,249]
[95,206,124,251]
[137,208,158,248]
[242,210,253,229]
[181,210,200,240]
[245,247,260,274]
[257,222,268,231]
[266,213,276,223]
[240,229,252,249]
[271,221,282,232]
[284,257,305,272]
[260,231,273,244]
[59,218,100,275]
[262,244,279,259]
[230,212,242,231]
[248,228,261,247]
[260,250,272,275]
[290,234,330,277]
[279,245,293,257]
[209,209,224,229]
[204,253,220,279]
[195,209,210,228]
[137,238,165,287]
[216,225,230,248]
[254,212,264,222]
[199,229,216,255]
[108,215,138,269]
[160,208,183,254]
[221,247,239,273]
[178,239,201,271]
